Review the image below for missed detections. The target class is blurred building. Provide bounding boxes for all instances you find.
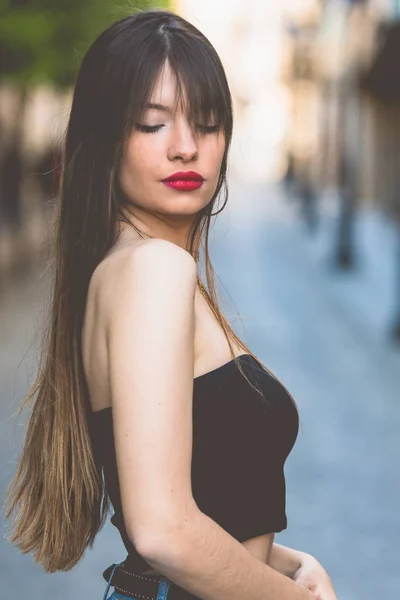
[282,0,400,219]
[0,84,67,284]
[281,0,400,335]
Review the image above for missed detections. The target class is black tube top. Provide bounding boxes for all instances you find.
[88,353,299,573]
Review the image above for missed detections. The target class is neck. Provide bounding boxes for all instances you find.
[114,180,202,262]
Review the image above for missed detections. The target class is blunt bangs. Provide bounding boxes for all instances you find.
[120,17,232,142]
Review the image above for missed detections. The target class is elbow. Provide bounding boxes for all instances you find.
[130,515,195,569]
[133,528,185,572]
[136,532,181,567]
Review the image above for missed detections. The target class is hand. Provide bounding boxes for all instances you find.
[293,553,338,600]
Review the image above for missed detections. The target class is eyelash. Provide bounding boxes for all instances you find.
[135,124,220,134]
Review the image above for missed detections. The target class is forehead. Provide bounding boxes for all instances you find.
[147,61,186,112]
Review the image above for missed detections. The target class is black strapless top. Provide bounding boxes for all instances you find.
[88,353,299,573]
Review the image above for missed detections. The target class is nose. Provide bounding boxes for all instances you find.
[168,118,198,162]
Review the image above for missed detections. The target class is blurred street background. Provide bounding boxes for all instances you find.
[1,1,400,599]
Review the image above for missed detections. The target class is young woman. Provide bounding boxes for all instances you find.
[5,9,337,600]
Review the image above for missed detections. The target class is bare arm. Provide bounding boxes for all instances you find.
[268,543,306,578]
[141,511,315,600]
[106,239,314,600]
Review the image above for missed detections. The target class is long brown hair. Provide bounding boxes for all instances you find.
[3,8,298,573]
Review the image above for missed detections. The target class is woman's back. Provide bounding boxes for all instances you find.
[81,234,247,414]
[82,235,298,577]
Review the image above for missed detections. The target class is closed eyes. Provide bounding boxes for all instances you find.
[135,123,220,134]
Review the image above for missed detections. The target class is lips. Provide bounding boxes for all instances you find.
[162,170,204,182]
[162,180,204,191]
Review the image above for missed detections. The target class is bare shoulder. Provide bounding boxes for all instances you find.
[97,239,198,335]
[96,238,196,280]
[124,237,198,277]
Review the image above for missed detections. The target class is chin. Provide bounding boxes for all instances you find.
[161,196,208,214]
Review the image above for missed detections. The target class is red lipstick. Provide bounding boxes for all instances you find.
[161,170,204,191]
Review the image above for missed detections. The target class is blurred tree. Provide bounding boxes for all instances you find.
[0,0,169,228]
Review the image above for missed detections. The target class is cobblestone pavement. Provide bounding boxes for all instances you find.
[1,182,399,599]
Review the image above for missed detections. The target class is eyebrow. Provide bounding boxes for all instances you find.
[144,103,172,112]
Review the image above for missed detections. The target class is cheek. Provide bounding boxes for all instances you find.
[123,138,158,177]
[207,138,225,173]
